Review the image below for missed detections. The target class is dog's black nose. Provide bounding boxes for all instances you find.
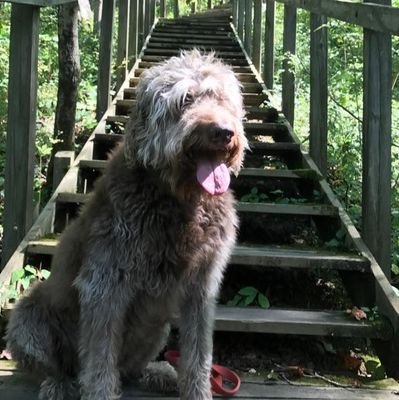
[210,125,234,144]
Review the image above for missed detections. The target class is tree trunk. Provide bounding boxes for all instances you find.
[47,2,80,191]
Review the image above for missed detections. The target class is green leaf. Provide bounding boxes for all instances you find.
[392,264,399,275]
[258,293,270,309]
[20,277,33,290]
[238,286,258,297]
[40,269,51,280]
[243,291,257,306]
[325,238,340,248]
[227,294,241,307]
[10,268,25,285]
[24,265,37,275]
[250,187,258,195]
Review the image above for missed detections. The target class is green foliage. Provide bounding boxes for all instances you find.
[227,286,270,309]
[0,264,50,309]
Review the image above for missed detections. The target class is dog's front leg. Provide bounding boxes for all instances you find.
[75,261,130,400]
[178,270,218,400]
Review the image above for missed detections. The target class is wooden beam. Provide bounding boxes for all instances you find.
[244,0,253,56]
[116,0,129,90]
[4,0,75,5]
[277,0,399,35]
[282,3,296,126]
[52,151,75,192]
[252,0,262,72]
[232,0,238,27]
[264,0,275,89]
[128,0,138,68]
[362,2,392,279]
[173,0,179,18]
[159,0,165,17]
[96,0,115,121]
[138,0,145,49]
[3,4,40,268]
[237,0,244,40]
[309,13,328,175]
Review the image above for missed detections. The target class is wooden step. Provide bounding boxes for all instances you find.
[237,202,338,217]
[26,239,368,273]
[146,42,240,51]
[214,306,391,339]
[136,63,253,73]
[79,159,319,182]
[141,55,249,66]
[144,48,246,59]
[231,244,369,272]
[150,32,235,41]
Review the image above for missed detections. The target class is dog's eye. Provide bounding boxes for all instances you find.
[183,93,194,107]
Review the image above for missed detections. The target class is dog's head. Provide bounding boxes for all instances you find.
[125,49,247,196]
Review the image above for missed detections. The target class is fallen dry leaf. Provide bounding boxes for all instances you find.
[346,306,367,321]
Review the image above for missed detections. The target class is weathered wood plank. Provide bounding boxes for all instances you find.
[3,4,40,268]
[244,0,253,56]
[128,0,138,68]
[231,244,369,272]
[282,4,297,126]
[116,0,129,89]
[96,0,115,121]
[362,0,395,376]
[138,0,145,50]
[215,306,391,339]
[252,0,262,71]
[52,151,75,191]
[237,202,338,216]
[277,0,399,35]
[264,0,275,89]
[237,0,245,40]
[362,2,392,279]
[232,0,238,27]
[309,13,328,175]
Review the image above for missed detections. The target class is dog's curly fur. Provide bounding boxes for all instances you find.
[6,50,247,400]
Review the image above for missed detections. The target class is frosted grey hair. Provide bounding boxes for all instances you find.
[125,49,247,174]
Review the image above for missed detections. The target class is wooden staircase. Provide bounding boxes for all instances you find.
[2,6,399,380]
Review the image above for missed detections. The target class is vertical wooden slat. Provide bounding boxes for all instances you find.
[173,0,179,18]
[138,0,145,50]
[264,0,275,89]
[160,0,165,17]
[232,0,238,27]
[116,0,129,90]
[96,0,115,121]
[252,0,262,72]
[128,0,138,68]
[309,14,328,175]
[144,0,150,38]
[244,0,253,56]
[3,4,40,267]
[150,0,156,28]
[237,0,244,40]
[362,2,392,279]
[282,4,297,126]
[208,0,212,9]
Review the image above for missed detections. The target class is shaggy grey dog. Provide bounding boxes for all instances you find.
[6,50,247,400]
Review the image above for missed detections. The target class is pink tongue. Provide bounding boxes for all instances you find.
[196,161,231,195]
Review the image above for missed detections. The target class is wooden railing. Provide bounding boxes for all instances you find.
[1,0,219,267]
[232,0,396,280]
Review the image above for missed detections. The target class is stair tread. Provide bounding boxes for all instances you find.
[231,244,369,271]
[79,160,319,180]
[237,202,338,216]
[215,306,390,339]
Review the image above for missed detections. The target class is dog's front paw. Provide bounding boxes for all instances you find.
[180,388,212,400]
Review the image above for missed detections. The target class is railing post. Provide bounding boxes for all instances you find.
[309,14,328,175]
[208,0,212,9]
[116,0,130,90]
[128,0,139,68]
[138,0,145,50]
[264,0,275,89]
[173,0,179,18]
[160,0,165,17]
[244,0,253,56]
[96,0,115,121]
[144,0,150,38]
[237,0,244,40]
[232,0,238,27]
[282,4,297,127]
[362,1,392,279]
[3,4,40,268]
[252,0,262,72]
